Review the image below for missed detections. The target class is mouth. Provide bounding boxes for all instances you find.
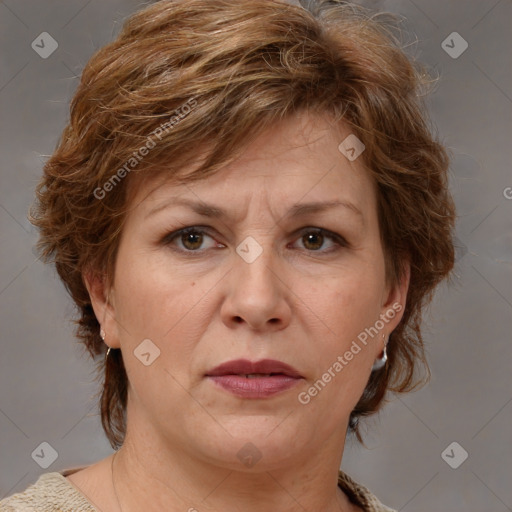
[205,359,303,398]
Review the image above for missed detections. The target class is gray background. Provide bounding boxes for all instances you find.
[1,1,511,511]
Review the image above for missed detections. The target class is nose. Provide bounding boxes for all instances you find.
[220,244,292,332]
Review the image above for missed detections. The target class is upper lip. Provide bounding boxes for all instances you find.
[205,359,302,378]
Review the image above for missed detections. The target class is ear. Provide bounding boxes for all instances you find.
[379,260,411,335]
[83,270,120,349]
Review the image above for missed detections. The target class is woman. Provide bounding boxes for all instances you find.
[0,0,455,511]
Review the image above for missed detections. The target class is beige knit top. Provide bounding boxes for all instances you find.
[0,467,396,511]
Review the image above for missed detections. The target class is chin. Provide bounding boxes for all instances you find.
[190,416,310,471]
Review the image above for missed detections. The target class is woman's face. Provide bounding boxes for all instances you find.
[90,110,408,470]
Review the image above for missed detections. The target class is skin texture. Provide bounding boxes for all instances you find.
[71,110,409,512]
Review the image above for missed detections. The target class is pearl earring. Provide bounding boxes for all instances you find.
[372,334,388,371]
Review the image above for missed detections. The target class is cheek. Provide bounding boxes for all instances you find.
[113,247,196,327]
[296,276,382,426]
[295,264,385,399]
[111,253,206,405]
[111,248,222,389]
[301,265,385,342]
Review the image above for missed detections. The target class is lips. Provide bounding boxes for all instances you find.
[206,358,302,378]
[205,359,303,398]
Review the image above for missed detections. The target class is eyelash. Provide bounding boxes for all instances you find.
[161,225,348,256]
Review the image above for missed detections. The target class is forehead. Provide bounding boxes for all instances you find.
[126,111,376,222]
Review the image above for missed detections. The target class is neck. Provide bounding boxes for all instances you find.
[111,423,357,512]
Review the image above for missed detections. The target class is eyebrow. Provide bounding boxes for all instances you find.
[146,197,363,220]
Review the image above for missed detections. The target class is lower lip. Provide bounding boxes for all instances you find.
[207,375,301,398]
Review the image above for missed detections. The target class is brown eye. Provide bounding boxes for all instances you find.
[292,228,346,253]
[164,227,219,253]
[302,231,324,251]
[181,230,204,251]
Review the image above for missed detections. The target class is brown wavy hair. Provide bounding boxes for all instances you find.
[29,0,455,449]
